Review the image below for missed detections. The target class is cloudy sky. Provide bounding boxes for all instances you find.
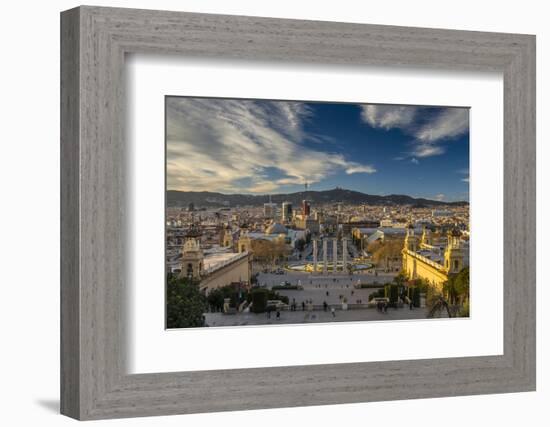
[166,97,469,202]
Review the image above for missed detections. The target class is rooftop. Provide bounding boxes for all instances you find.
[203,251,247,273]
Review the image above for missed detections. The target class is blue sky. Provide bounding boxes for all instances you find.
[166,98,469,202]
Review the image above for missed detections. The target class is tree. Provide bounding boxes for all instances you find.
[368,288,385,301]
[384,284,399,305]
[425,268,470,318]
[442,267,470,316]
[393,271,408,286]
[295,238,306,252]
[427,296,453,318]
[166,275,208,328]
[249,288,269,313]
[368,238,404,270]
[251,239,291,268]
[206,288,225,312]
[207,283,249,312]
[248,288,289,313]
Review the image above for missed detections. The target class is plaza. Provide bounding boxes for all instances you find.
[203,270,430,326]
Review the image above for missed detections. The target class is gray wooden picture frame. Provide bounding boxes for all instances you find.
[60,5,536,421]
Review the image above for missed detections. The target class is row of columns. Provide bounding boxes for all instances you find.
[312,238,348,274]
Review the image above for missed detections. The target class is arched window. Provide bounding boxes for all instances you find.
[187,263,193,276]
[454,260,459,270]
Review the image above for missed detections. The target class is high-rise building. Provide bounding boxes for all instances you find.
[263,203,277,219]
[282,202,293,222]
[302,199,311,217]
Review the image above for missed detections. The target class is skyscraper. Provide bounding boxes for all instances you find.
[264,202,277,219]
[302,200,311,217]
[282,202,293,222]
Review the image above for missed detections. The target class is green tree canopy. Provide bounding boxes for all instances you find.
[443,266,470,306]
[166,275,208,329]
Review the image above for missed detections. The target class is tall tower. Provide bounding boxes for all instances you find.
[302,200,311,217]
[444,228,463,274]
[312,239,318,273]
[282,202,293,222]
[303,180,311,217]
[180,224,204,280]
[222,224,233,248]
[420,225,432,247]
[237,223,252,253]
[404,223,418,252]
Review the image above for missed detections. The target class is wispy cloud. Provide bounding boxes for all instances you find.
[457,168,470,184]
[434,193,446,201]
[360,105,417,130]
[345,164,377,174]
[410,157,419,165]
[412,144,445,158]
[416,108,469,143]
[167,98,376,193]
[360,105,469,159]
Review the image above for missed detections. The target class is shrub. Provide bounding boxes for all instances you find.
[359,283,384,289]
[250,288,269,313]
[207,284,249,312]
[368,289,385,301]
[384,284,399,305]
[272,284,300,290]
[412,287,421,307]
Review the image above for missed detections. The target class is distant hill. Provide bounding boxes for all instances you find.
[167,188,468,208]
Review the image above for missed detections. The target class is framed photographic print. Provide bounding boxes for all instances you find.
[164,96,471,329]
[61,6,536,420]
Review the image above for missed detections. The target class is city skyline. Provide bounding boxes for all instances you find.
[167,97,470,202]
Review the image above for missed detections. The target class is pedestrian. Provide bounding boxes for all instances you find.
[383,302,388,313]
[276,309,281,320]
[323,301,328,311]
[331,307,336,318]
[326,290,329,296]
[302,301,306,311]
[409,300,414,310]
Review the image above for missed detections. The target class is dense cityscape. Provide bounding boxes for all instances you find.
[166,189,470,328]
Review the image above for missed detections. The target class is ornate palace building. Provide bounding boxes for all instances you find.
[175,224,252,294]
[401,224,468,289]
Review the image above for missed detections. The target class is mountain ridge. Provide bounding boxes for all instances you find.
[167,188,468,208]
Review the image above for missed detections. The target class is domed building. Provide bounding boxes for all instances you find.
[265,222,287,235]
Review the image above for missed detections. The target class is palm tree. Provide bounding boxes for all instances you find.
[427,296,454,318]
[428,267,470,318]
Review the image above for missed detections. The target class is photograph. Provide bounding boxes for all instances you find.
[165,97,470,328]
